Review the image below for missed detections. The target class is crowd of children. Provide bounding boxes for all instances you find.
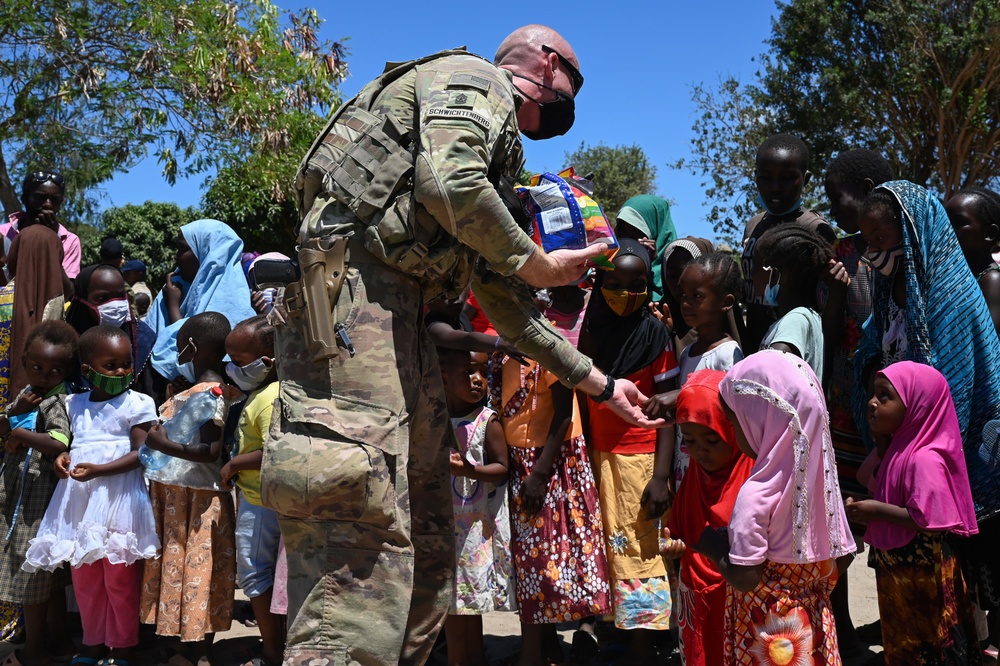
[3,131,1000,666]
[426,135,1000,666]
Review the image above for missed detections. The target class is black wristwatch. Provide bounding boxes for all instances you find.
[591,374,616,403]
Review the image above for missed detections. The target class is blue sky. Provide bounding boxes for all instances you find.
[102,0,780,244]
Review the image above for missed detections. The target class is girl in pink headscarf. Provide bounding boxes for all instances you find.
[846,361,980,665]
[694,350,856,666]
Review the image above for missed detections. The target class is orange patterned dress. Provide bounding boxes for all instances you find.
[139,383,239,640]
[725,559,842,666]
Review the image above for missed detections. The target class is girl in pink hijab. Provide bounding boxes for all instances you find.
[846,361,980,665]
[694,350,856,666]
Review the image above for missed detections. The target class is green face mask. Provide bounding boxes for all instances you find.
[86,368,133,396]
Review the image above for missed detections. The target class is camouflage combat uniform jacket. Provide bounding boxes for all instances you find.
[263,51,590,666]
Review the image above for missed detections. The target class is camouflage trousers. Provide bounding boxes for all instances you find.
[261,257,455,665]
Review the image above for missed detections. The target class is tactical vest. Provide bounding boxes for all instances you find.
[294,48,518,283]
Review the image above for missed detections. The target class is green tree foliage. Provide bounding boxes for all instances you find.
[0,0,348,226]
[88,202,201,289]
[201,110,326,252]
[674,78,779,246]
[681,0,1000,243]
[764,0,1000,194]
[563,142,658,215]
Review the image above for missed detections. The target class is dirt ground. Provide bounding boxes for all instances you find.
[0,561,886,665]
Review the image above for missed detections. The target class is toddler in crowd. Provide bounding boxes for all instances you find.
[847,362,980,664]
[672,251,744,485]
[439,347,512,666]
[220,315,285,666]
[753,223,835,379]
[140,312,242,663]
[663,369,753,666]
[24,324,160,665]
[741,133,836,353]
[695,350,855,665]
[0,321,78,664]
[579,238,678,663]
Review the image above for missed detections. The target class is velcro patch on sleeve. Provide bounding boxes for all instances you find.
[447,73,492,94]
[447,91,477,108]
[426,108,492,130]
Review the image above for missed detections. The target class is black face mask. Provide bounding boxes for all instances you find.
[513,74,575,140]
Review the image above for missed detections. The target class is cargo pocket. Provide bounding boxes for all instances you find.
[261,388,401,529]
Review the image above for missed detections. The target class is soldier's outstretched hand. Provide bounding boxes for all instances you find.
[606,378,666,429]
[517,243,609,288]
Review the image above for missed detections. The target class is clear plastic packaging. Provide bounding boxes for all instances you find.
[139,386,224,470]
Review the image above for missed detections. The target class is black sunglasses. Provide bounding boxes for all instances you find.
[541,45,583,95]
[26,171,65,187]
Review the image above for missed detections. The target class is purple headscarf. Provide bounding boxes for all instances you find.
[866,361,979,549]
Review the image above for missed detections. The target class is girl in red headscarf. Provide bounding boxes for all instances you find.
[664,369,754,666]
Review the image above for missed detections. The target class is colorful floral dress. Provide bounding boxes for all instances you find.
[449,406,515,614]
[496,358,611,624]
[872,532,981,665]
[725,559,842,666]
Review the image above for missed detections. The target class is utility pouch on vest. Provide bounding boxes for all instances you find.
[278,235,351,362]
[298,107,415,226]
[294,48,495,284]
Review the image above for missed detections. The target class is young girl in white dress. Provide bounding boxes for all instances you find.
[24,325,160,665]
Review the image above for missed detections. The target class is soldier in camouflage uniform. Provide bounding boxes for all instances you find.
[261,25,663,665]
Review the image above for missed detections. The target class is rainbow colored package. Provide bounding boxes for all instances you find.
[517,167,619,269]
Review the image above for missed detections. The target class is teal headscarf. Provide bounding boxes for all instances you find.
[615,195,677,301]
[147,219,256,381]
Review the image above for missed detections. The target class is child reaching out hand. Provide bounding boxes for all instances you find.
[439,347,512,666]
[662,369,753,666]
[846,361,980,665]
[579,238,678,662]
[0,321,78,665]
[24,324,161,665]
[672,252,744,485]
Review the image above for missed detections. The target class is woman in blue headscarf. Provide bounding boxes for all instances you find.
[851,180,1000,612]
[147,219,256,387]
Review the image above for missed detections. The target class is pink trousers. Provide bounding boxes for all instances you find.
[71,560,141,648]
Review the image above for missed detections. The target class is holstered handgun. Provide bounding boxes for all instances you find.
[257,235,351,362]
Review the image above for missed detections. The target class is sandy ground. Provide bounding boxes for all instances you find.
[0,561,885,665]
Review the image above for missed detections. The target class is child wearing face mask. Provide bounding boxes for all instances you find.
[752,223,835,380]
[138,312,243,664]
[218,315,285,666]
[578,238,679,663]
[23,325,160,665]
[65,263,158,395]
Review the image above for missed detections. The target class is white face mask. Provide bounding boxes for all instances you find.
[98,298,132,328]
[177,338,197,384]
[226,357,273,392]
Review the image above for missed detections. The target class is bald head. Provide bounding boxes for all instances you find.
[496,25,580,140]
[495,24,578,82]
